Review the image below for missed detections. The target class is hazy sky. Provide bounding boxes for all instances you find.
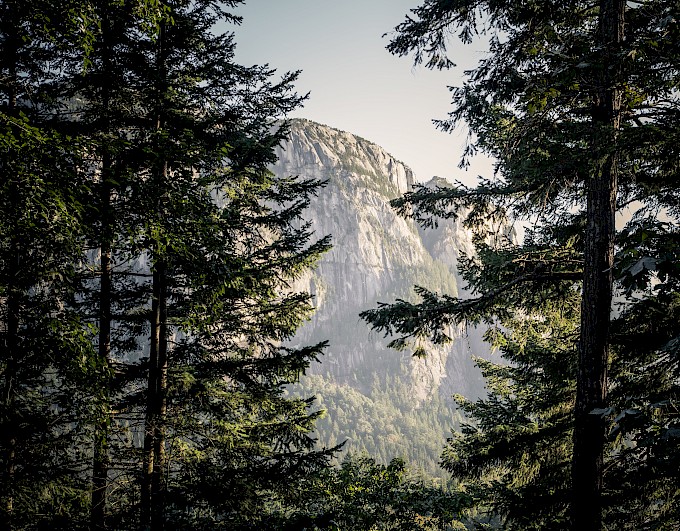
[231,0,492,185]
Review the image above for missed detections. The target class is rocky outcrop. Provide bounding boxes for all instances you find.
[275,119,487,402]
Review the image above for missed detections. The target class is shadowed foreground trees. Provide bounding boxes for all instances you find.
[1,1,338,528]
[3,0,678,529]
[0,1,94,527]
[0,2,472,529]
[283,455,469,530]
[363,1,680,529]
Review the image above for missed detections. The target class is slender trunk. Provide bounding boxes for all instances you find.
[141,264,160,528]
[571,1,624,529]
[91,174,112,531]
[151,256,167,531]
[91,8,115,528]
[143,17,168,530]
[142,243,168,531]
[2,254,19,531]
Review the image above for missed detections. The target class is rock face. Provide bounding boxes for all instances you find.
[274,119,487,402]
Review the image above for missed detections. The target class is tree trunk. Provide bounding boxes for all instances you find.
[143,224,168,531]
[151,258,167,531]
[91,7,114,528]
[140,290,160,529]
[142,16,168,529]
[141,264,161,529]
[92,177,112,531]
[2,255,19,531]
[571,1,624,529]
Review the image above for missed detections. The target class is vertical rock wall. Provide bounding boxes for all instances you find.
[276,119,487,401]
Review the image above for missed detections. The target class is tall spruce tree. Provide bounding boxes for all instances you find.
[1,1,337,528]
[439,239,580,528]
[362,1,680,529]
[605,215,680,527]
[69,1,336,528]
[57,2,172,527]
[64,3,132,528]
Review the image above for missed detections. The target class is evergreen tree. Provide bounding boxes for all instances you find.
[66,1,336,527]
[606,219,680,528]
[362,1,680,529]
[0,1,94,527]
[284,455,469,530]
[61,3,152,527]
[2,1,339,528]
[441,252,580,528]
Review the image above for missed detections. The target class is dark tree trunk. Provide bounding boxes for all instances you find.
[142,17,168,529]
[2,254,19,531]
[91,7,114,529]
[571,1,625,529]
[92,173,112,531]
[151,256,167,531]
[141,275,158,527]
[143,242,168,531]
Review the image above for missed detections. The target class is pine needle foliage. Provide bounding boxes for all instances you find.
[363,1,680,529]
[1,1,340,528]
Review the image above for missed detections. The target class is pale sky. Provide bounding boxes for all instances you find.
[230,0,493,185]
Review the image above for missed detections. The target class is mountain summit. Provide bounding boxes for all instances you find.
[273,119,488,472]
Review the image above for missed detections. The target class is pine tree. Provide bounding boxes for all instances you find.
[0,1,338,528]
[283,455,469,530]
[0,1,94,527]
[70,1,337,527]
[56,3,171,526]
[362,1,680,528]
[441,251,580,528]
[63,3,143,527]
[605,216,680,528]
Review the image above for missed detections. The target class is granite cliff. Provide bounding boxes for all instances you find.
[275,119,488,402]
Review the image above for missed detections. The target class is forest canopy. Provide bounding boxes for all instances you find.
[1,1,679,530]
[364,0,680,529]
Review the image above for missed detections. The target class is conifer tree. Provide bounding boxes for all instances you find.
[283,455,469,530]
[2,1,337,528]
[440,247,580,528]
[72,1,336,527]
[363,1,680,529]
[0,1,94,527]
[59,2,170,526]
[65,3,134,526]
